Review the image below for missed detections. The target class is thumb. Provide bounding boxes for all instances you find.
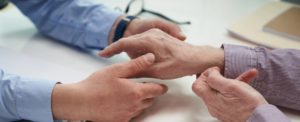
[107,53,155,78]
[236,68,258,84]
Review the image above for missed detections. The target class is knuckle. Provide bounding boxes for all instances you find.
[143,34,153,41]
[207,75,218,82]
[131,89,143,100]
[193,85,205,96]
[131,59,146,73]
[118,39,126,48]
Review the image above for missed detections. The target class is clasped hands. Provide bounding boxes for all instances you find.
[52,18,268,122]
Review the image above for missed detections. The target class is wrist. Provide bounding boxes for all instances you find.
[108,15,137,45]
[123,18,141,37]
[108,15,126,45]
[51,83,85,120]
[194,46,225,75]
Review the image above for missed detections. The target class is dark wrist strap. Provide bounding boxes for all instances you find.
[113,16,136,42]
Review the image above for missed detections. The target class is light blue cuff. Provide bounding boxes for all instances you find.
[15,78,57,122]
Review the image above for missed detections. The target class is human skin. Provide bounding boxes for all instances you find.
[100,25,269,122]
[108,15,186,45]
[51,15,186,121]
[192,67,268,122]
[51,53,168,122]
[100,29,224,79]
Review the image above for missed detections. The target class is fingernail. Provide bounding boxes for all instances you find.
[179,32,186,38]
[160,84,168,92]
[144,53,155,63]
[99,51,109,58]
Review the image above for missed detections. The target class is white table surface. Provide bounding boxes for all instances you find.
[1,0,300,122]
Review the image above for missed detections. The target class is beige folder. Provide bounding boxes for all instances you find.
[228,1,300,49]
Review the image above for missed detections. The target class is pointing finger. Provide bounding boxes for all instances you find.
[99,38,128,58]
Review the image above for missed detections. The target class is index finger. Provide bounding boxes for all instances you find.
[99,36,136,58]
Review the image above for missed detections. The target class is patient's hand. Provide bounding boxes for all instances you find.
[100,29,224,79]
[192,67,267,122]
[51,53,168,122]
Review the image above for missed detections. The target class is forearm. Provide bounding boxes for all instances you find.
[192,45,225,75]
[223,44,300,110]
[11,0,122,49]
[0,69,57,122]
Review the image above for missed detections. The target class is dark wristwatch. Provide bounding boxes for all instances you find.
[112,16,136,42]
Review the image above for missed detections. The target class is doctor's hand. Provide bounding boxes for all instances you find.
[109,16,186,44]
[100,29,224,79]
[192,67,268,122]
[124,18,186,40]
[51,53,168,122]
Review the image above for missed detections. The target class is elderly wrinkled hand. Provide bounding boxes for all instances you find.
[192,67,268,122]
[100,29,224,79]
[51,53,168,122]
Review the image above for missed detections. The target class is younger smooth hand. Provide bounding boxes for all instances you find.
[51,53,168,122]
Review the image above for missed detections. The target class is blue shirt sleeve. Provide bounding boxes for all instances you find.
[10,0,122,50]
[0,69,58,122]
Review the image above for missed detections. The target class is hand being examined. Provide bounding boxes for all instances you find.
[100,29,224,79]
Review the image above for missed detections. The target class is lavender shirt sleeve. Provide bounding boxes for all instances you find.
[223,44,300,121]
[247,104,290,122]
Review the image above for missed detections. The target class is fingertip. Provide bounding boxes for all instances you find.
[192,76,205,93]
[178,32,187,41]
[143,53,155,64]
[192,82,199,93]
[207,67,221,76]
[160,84,168,94]
[192,81,206,97]
[98,51,111,58]
[249,68,258,78]
[250,68,258,74]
